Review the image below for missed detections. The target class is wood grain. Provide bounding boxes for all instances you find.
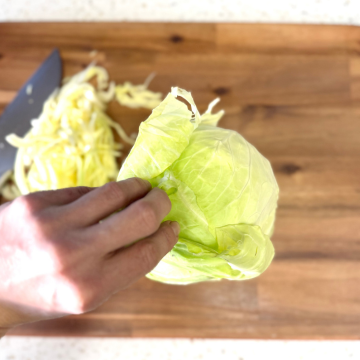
[1,23,360,339]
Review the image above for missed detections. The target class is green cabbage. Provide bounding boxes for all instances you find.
[117,87,279,284]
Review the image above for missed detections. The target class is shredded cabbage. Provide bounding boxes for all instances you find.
[118,87,279,284]
[1,66,162,196]
[115,73,162,109]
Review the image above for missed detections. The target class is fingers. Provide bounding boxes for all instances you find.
[87,187,172,254]
[23,186,95,209]
[102,221,180,291]
[61,178,152,227]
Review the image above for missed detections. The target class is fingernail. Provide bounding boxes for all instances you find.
[170,221,180,236]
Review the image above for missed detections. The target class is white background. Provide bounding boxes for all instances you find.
[0,0,359,23]
[1,1,360,359]
[1,338,360,360]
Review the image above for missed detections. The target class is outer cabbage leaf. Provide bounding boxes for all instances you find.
[118,88,200,181]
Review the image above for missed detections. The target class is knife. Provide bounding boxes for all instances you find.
[0,49,62,178]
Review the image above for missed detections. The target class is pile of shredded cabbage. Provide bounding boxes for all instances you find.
[0,65,162,198]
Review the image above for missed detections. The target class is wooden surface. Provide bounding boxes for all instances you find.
[1,23,360,339]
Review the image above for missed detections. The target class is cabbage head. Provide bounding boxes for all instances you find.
[117,88,279,284]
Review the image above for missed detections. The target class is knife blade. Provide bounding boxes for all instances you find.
[0,49,62,178]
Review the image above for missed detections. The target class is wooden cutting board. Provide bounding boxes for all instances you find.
[1,23,360,339]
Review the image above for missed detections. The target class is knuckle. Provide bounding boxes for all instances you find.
[11,195,53,234]
[102,182,127,204]
[32,211,57,236]
[137,202,158,233]
[137,240,159,273]
[131,177,149,191]
[13,194,40,214]
[63,186,91,201]
[73,186,92,196]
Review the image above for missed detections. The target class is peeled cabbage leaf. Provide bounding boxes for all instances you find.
[118,87,279,284]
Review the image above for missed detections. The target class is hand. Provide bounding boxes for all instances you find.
[0,178,179,336]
